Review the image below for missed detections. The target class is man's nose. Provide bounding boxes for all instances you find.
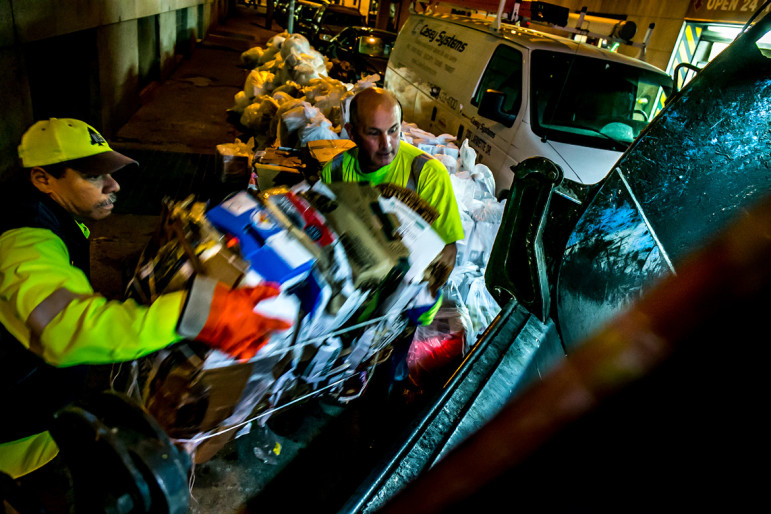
[379,133,391,150]
[104,174,120,193]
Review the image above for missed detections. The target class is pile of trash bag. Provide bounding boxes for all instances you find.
[396,126,506,387]
[233,32,380,148]
[122,180,447,462]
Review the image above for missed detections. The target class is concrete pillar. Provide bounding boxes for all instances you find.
[396,0,411,31]
[159,10,179,81]
[0,48,33,182]
[0,0,33,181]
[97,20,140,136]
[376,0,392,30]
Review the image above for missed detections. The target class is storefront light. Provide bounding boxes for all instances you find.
[707,25,741,39]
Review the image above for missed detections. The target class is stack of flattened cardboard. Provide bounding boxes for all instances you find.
[304,182,411,290]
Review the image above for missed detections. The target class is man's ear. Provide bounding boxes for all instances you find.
[344,122,356,142]
[30,167,55,193]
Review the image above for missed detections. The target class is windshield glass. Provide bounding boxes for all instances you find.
[531,50,673,151]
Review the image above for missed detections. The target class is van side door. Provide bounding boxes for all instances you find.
[460,44,525,184]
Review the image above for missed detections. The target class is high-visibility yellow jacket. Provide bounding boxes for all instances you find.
[321,141,465,245]
[0,189,185,478]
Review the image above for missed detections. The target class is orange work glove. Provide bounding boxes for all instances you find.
[178,276,293,361]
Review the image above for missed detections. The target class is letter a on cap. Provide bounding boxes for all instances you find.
[88,127,107,146]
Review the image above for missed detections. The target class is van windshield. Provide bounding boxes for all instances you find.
[531,50,673,151]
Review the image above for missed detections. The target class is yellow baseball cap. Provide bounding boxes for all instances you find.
[18,118,138,176]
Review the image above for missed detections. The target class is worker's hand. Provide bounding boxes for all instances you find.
[425,243,457,297]
[178,276,292,361]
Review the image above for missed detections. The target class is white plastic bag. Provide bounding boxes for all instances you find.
[232,90,252,114]
[272,80,301,97]
[240,96,279,131]
[465,274,501,341]
[459,138,478,172]
[352,73,381,93]
[280,33,312,60]
[449,171,478,211]
[281,102,318,132]
[298,114,339,145]
[293,63,322,86]
[313,83,349,118]
[466,199,506,267]
[434,153,458,174]
[279,101,319,146]
[240,46,264,69]
[435,144,460,159]
[244,70,274,99]
[272,91,295,106]
[271,98,305,139]
[472,163,496,199]
[258,54,284,74]
[240,101,262,129]
[258,32,287,65]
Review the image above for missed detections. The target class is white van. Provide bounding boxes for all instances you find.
[385,13,673,196]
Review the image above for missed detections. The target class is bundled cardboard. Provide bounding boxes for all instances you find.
[124,182,445,463]
[216,138,254,182]
[304,182,410,290]
[306,139,356,166]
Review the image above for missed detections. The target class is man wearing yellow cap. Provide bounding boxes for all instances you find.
[0,118,291,482]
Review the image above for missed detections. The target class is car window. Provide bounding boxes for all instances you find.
[357,35,392,58]
[298,5,318,22]
[472,44,523,115]
[337,28,358,48]
[324,11,363,27]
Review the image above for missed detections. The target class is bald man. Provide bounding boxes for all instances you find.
[321,87,464,296]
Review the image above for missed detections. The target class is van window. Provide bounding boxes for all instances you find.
[472,45,523,115]
[530,50,672,151]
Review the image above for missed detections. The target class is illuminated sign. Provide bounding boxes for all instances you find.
[686,0,770,23]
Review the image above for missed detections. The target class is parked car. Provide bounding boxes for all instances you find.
[274,0,327,30]
[325,26,397,83]
[297,4,365,49]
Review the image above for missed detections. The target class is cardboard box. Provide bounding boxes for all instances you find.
[216,143,253,182]
[252,147,310,191]
[304,182,411,289]
[252,162,305,191]
[306,139,356,166]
